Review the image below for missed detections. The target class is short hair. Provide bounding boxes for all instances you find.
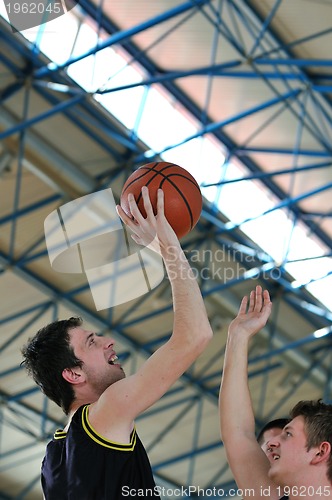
[290,399,332,481]
[21,317,83,415]
[257,418,289,445]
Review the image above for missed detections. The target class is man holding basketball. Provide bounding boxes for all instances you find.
[219,285,332,499]
[21,187,213,500]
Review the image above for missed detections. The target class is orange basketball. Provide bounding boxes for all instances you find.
[120,161,202,239]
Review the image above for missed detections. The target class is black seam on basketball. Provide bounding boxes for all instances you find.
[153,163,181,175]
[162,173,201,190]
[122,171,160,205]
[136,172,161,205]
[159,176,199,228]
[122,164,178,195]
[122,164,178,205]
[122,170,157,194]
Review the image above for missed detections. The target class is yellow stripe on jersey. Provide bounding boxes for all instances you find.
[81,405,137,451]
[54,429,67,440]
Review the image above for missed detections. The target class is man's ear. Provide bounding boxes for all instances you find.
[311,442,331,465]
[62,367,85,385]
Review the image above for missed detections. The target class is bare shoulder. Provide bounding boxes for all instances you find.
[87,378,135,443]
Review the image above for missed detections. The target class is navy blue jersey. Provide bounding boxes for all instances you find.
[41,405,160,499]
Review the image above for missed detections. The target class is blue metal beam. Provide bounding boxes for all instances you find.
[0,81,25,103]
[258,26,332,59]
[0,304,51,354]
[205,361,282,388]
[75,0,332,253]
[0,302,52,327]
[8,87,31,266]
[35,0,213,77]
[153,440,221,470]
[244,0,332,112]
[228,0,332,151]
[33,83,140,157]
[203,160,332,187]
[98,60,243,93]
[312,85,332,94]
[249,0,283,57]
[265,352,330,422]
[146,398,199,453]
[135,88,302,159]
[0,94,84,140]
[0,194,60,227]
[255,57,332,68]
[0,27,139,161]
[237,146,332,158]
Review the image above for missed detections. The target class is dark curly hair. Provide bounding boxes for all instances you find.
[21,317,83,415]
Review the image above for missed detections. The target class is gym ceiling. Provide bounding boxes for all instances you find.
[0,0,332,498]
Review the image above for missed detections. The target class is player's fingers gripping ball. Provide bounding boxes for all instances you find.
[120,162,202,239]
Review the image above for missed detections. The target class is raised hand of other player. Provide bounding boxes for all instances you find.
[228,285,272,340]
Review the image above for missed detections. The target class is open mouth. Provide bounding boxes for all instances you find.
[108,355,118,365]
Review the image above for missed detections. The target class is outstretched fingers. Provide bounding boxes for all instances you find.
[116,202,134,226]
[262,289,272,311]
[141,186,155,219]
[244,286,272,315]
[247,290,256,313]
[230,287,272,338]
[156,188,165,215]
[127,192,146,224]
[116,187,166,251]
[254,285,263,312]
[124,186,163,223]
[238,296,248,316]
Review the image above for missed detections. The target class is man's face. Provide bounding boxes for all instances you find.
[68,326,125,394]
[261,427,284,463]
[267,416,315,485]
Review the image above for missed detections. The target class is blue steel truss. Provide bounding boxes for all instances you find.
[0,0,332,498]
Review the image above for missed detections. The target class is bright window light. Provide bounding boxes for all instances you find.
[21,12,80,64]
[313,326,332,339]
[135,86,198,152]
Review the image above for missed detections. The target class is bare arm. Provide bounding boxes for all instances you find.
[98,187,213,422]
[219,286,280,499]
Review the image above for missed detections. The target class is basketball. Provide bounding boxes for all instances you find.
[120,161,202,239]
